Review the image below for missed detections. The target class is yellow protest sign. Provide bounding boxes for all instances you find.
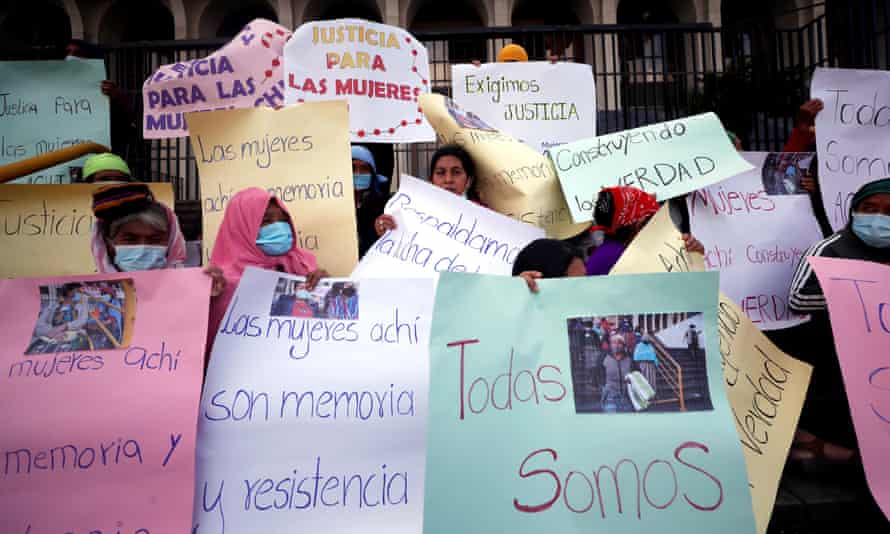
[611,205,812,534]
[0,183,174,278]
[186,101,358,276]
[419,93,588,239]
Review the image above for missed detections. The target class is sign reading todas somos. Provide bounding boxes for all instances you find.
[351,175,544,279]
[809,257,890,520]
[425,271,756,534]
[0,183,175,278]
[452,62,596,152]
[688,152,823,330]
[419,93,589,240]
[285,19,435,143]
[0,59,110,183]
[552,112,754,223]
[142,18,291,139]
[194,267,433,533]
[610,207,812,534]
[811,67,890,231]
[0,269,210,534]
[186,101,358,275]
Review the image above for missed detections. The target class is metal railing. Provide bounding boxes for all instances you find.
[648,334,686,412]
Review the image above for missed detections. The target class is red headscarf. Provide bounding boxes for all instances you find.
[591,186,660,235]
[208,188,317,342]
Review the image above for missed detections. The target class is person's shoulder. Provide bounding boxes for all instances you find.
[804,231,847,259]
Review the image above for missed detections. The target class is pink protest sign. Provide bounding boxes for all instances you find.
[142,18,290,139]
[810,257,890,520]
[0,269,210,534]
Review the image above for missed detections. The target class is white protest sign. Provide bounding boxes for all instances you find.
[812,67,890,230]
[285,18,435,143]
[451,62,596,152]
[352,176,544,279]
[688,152,823,329]
[194,267,432,533]
[552,112,754,222]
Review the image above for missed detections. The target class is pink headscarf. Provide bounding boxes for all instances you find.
[208,188,317,343]
[90,202,187,273]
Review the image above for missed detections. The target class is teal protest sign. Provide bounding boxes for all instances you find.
[0,60,110,183]
[550,112,754,222]
[425,271,756,534]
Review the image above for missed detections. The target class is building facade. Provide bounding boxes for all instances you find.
[2,0,825,47]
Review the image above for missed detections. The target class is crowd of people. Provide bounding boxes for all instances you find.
[17,39,888,523]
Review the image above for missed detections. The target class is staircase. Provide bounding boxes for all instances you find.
[649,336,713,412]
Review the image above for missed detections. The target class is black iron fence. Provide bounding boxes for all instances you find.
[7,11,886,201]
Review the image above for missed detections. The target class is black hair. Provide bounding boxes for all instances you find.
[511,239,584,278]
[430,144,480,200]
[67,39,104,59]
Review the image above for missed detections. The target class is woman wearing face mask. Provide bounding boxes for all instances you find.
[787,178,890,467]
[373,144,481,236]
[352,145,391,257]
[91,183,187,272]
[208,188,328,345]
[91,183,225,292]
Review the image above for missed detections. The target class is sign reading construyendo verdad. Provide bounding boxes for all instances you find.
[811,67,890,231]
[688,152,823,330]
[194,267,433,532]
[552,112,754,222]
[0,183,174,278]
[285,18,435,143]
[186,101,358,276]
[426,270,756,534]
[143,18,291,139]
[352,176,544,278]
[452,62,596,152]
[0,269,209,534]
[419,93,588,240]
[0,60,110,183]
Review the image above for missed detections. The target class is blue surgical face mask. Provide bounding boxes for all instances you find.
[852,212,890,248]
[354,173,372,190]
[296,289,312,299]
[256,221,294,256]
[114,245,167,271]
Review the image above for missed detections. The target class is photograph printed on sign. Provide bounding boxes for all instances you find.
[445,97,497,132]
[761,152,814,196]
[566,312,713,413]
[25,279,135,355]
[269,276,359,320]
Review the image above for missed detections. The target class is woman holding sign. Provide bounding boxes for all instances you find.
[373,144,482,235]
[208,187,329,346]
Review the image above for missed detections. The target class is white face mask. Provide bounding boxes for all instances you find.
[65,55,85,62]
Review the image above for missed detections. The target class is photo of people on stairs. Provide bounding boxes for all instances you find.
[566,313,713,414]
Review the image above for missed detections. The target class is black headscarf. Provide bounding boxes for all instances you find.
[512,239,583,278]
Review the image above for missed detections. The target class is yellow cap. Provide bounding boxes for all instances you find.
[498,44,529,62]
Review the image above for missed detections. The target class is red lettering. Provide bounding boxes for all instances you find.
[374,81,386,98]
[372,54,386,71]
[400,85,412,101]
[447,339,479,420]
[673,441,724,511]
[386,84,399,99]
[514,448,561,513]
[537,365,567,401]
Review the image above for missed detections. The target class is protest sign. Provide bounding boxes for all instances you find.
[285,18,435,143]
[451,62,596,152]
[0,183,174,278]
[611,206,812,534]
[0,60,110,183]
[143,18,290,139]
[810,257,890,520]
[552,112,754,222]
[194,267,432,533]
[426,270,756,534]
[419,93,588,240]
[0,269,209,534]
[688,152,823,329]
[812,67,890,231]
[351,175,544,279]
[186,101,358,275]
